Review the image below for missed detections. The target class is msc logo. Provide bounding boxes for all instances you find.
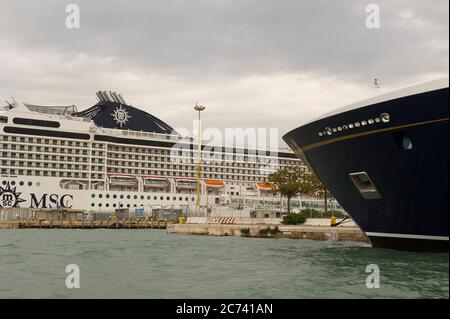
[0,182,26,208]
[111,105,132,128]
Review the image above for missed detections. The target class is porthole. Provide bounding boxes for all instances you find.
[106,194,110,199]
[91,203,95,207]
[318,132,323,137]
[349,123,354,129]
[91,194,95,198]
[120,195,124,199]
[2,181,6,185]
[127,204,130,208]
[106,203,110,207]
[325,127,332,135]
[127,195,131,199]
[113,204,117,208]
[120,204,123,208]
[361,120,367,126]
[154,196,158,200]
[28,182,32,186]
[375,117,381,123]
[173,196,176,201]
[185,197,189,201]
[343,125,348,130]
[179,197,183,201]
[134,195,138,199]
[133,204,137,207]
[113,194,117,199]
[99,194,103,198]
[141,195,144,200]
[11,181,15,186]
[160,196,164,200]
[191,197,195,202]
[19,181,24,186]
[147,196,151,200]
[99,203,102,207]
[337,126,342,131]
[354,122,361,127]
[381,113,390,123]
[368,119,375,124]
[166,196,170,200]
[332,128,337,133]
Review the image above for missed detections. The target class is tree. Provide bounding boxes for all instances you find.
[308,174,333,213]
[267,166,314,214]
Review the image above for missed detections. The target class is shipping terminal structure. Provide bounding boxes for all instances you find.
[284,78,449,252]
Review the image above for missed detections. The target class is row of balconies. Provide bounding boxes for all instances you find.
[1,137,91,148]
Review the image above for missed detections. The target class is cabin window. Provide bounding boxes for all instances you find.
[0,116,7,123]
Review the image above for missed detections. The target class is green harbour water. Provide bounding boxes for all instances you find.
[0,229,448,299]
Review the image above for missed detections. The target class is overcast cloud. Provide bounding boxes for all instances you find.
[0,0,448,146]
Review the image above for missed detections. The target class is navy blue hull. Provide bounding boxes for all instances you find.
[284,86,449,252]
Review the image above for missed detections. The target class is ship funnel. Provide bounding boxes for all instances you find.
[118,93,128,105]
[111,91,121,103]
[98,91,107,102]
[103,91,113,102]
[109,91,118,103]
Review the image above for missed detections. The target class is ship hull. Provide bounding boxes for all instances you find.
[284,84,449,252]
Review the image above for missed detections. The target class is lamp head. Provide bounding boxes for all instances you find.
[194,103,206,112]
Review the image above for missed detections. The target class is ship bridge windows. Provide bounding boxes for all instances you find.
[13,117,60,128]
[0,116,8,123]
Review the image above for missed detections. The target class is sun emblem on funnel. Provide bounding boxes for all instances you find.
[110,105,132,128]
[0,182,26,208]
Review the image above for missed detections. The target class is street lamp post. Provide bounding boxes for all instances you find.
[194,103,205,219]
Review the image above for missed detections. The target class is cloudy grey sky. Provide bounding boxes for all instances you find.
[0,0,448,146]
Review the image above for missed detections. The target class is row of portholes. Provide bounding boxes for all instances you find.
[90,196,196,208]
[91,203,143,208]
[318,113,390,137]
[1,180,37,187]
[91,193,196,202]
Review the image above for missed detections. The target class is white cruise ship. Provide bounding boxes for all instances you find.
[0,91,309,215]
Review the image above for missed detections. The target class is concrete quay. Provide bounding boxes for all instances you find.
[0,218,168,229]
[167,223,369,243]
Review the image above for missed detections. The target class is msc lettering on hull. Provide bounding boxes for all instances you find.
[30,194,73,209]
[0,182,73,209]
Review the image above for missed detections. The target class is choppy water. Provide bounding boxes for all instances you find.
[0,229,448,299]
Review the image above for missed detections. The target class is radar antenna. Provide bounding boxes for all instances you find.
[374,78,380,95]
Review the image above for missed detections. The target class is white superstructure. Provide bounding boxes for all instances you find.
[0,91,313,215]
